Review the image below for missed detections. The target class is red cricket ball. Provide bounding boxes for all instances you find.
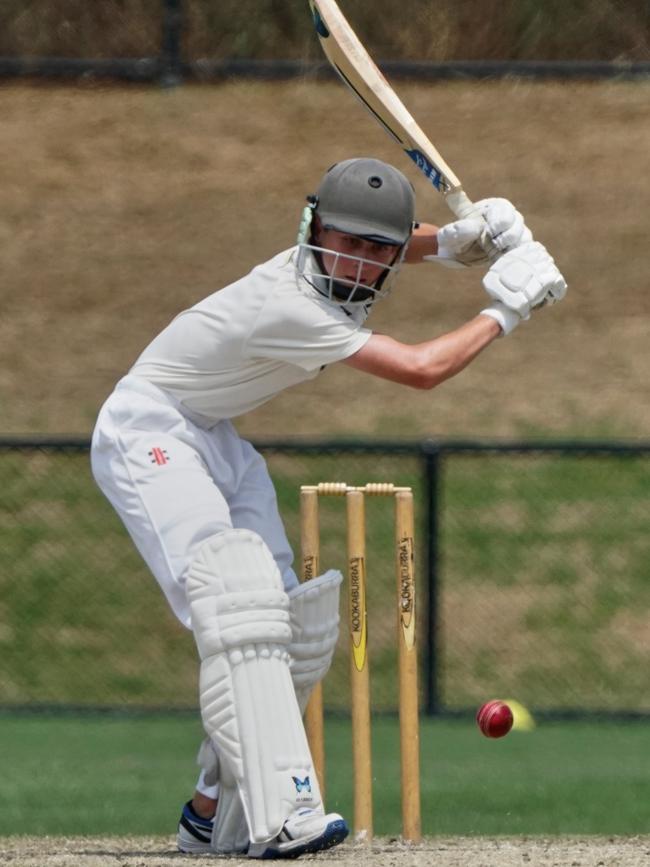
[476,699,514,738]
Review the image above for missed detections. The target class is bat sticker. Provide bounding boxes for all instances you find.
[405,149,447,192]
[312,8,329,38]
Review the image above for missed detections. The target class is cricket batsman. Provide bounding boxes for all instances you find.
[90,157,566,857]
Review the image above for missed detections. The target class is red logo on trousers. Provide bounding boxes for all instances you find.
[149,447,170,466]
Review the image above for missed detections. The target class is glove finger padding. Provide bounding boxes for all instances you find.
[432,218,489,267]
[482,241,567,318]
[539,271,568,306]
[475,198,533,252]
[431,197,533,268]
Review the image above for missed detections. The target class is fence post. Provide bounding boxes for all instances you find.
[160,0,183,87]
[422,441,441,716]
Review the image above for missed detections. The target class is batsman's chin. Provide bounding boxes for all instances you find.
[331,283,375,304]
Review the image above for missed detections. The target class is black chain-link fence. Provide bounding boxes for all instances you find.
[2,438,649,719]
[1,0,648,83]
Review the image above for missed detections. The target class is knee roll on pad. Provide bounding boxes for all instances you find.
[186,529,322,845]
[186,528,292,660]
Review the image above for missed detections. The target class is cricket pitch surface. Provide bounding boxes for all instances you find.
[3,836,650,866]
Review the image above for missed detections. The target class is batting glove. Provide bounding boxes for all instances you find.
[431,197,533,268]
[482,241,568,322]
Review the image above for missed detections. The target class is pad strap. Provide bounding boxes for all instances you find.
[196,738,249,854]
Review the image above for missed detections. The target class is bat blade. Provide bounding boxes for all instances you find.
[309,0,475,218]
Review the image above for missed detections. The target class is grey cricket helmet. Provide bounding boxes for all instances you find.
[314,158,415,245]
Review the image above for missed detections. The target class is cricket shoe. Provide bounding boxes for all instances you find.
[176,800,214,854]
[247,808,349,859]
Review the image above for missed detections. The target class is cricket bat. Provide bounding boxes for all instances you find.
[308,0,478,221]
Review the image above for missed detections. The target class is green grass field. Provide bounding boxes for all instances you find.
[2,448,649,715]
[1,713,648,837]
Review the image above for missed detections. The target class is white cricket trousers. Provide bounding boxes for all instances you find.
[90,375,299,629]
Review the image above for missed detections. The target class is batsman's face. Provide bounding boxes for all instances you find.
[316,227,400,286]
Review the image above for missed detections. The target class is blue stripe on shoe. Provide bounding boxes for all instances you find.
[180,800,213,842]
[257,817,349,859]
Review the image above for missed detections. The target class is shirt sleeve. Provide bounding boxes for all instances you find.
[246,291,372,372]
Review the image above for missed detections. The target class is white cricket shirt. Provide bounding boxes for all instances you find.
[130,247,372,425]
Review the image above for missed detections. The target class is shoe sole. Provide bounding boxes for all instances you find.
[176,836,213,855]
[253,818,349,859]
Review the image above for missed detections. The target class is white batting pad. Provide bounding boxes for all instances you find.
[186,529,323,844]
[288,570,343,713]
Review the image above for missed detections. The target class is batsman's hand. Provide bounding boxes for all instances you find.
[434,198,533,267]
[481,241,567,332]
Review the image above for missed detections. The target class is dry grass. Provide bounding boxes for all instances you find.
[1,79,649,438]
[0,1,648,61]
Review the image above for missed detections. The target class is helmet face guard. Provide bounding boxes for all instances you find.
[296,239,407,307]
[296,158,415,307]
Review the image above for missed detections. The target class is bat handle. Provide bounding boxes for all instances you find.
[444,189,479,220]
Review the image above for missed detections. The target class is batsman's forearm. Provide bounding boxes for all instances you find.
[344,315,501,389]
[411,315,501,389]
[405,223,439,263]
